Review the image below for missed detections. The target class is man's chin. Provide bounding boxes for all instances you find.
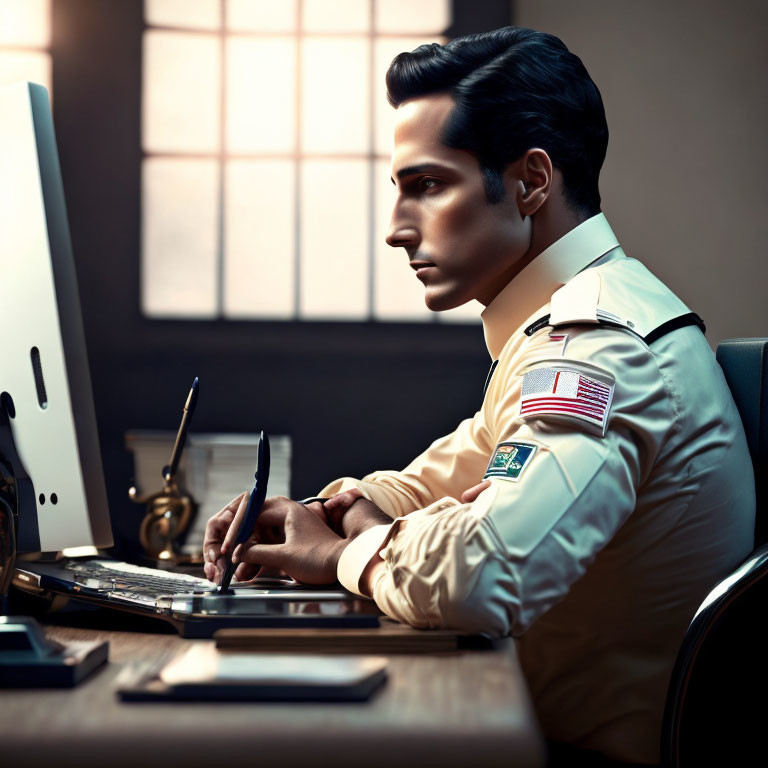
[424,287,469,313]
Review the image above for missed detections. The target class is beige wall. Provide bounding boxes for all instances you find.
[515,0,768,346]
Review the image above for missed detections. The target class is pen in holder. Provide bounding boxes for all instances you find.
[128,378,199,562]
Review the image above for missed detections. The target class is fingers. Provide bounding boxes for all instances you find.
[203,492,246,574]
[234,562,259,582]
[323,489,364,533]
[304,500,326,522]
[323,488,363,514]
[204,554,228,585]
[221,491,249,555]
[236,542,287,571]
[460,479,491,504]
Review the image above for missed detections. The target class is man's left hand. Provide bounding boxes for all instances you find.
[233,495,393,585]
[232,498,346,585]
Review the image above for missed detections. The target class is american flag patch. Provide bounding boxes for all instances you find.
[520,367,614,434]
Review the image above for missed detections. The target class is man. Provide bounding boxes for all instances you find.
[204,27,755,765]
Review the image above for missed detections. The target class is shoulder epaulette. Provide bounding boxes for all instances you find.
[524,311,706,345]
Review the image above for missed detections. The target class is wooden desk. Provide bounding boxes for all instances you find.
[0,619,545,768]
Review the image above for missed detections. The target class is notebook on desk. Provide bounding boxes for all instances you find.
[1,81,379,637]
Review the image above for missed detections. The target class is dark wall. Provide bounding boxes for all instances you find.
[50,0,511,558]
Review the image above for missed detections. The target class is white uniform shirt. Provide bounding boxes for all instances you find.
[320,214,755,764]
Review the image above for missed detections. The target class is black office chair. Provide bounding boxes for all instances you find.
[660,338,768,768]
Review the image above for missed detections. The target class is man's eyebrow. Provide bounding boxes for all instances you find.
[390,163,444,184]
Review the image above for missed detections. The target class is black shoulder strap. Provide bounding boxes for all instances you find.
[643,312,706,345]
[524,311,706,345]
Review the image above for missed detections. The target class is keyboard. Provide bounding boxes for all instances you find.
[66,559,216,604]
[13,557,382,636]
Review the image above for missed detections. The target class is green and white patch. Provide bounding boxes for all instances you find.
[484,442,537,482]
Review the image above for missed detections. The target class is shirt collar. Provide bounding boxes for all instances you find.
[481,213,620,359]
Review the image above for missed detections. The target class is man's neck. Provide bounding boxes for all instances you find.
[530,204,592,261]
[479,203,592,307]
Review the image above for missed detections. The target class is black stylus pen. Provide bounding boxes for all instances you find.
[163,377,199,483]
[219,432,271,593]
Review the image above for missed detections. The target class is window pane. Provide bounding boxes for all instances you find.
[226,37,296,154]
[142,159,219,317]
[0,0,49,46]
[303,0,369,33]
[375,0,450,33]
[0,50,50,92]
[146,0,220,31]
[227,0,297,32]
[373,159,432,320]
[374,37,443,156]
[300,159,368,318]
[302,37,369,154]
[224,159,295,318]
[143,31,220,154]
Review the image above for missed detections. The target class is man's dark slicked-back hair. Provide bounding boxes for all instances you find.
[386,26,608,214]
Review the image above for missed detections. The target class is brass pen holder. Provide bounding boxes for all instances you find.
[129,378,200,564]
[129,479,196,562]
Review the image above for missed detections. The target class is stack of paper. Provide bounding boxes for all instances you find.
[125,431,291,556]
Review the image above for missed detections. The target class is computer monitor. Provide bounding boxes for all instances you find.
[0,82,112,554]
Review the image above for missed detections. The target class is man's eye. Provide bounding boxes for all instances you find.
[418,177,441,193]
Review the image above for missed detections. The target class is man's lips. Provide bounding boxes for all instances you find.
[410,260,436,276]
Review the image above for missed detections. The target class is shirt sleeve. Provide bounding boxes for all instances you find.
[335,327,678,637]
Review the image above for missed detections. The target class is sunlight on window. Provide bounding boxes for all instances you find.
[302,37,369,155]
[146,0,220,30]
[0,0,50,46]
[141,0,466,322]
[303,0,369,33]
[227,0,297,32]
[300,159,369,319]
[224,159,296,318]
[227,37,296,153]
[142,158,219,317]
[375,0,450,33]
[143,32,221,154]
[0,50,50,91]
[0,0,50,92]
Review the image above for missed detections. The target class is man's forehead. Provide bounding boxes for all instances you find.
[394,92,455,141]
[390,93,458,175]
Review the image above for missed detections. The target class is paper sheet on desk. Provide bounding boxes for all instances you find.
[160,643,387,687]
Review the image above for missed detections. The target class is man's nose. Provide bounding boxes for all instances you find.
[385,212,420,250]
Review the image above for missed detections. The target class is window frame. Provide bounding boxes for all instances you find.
[140,0,463,324]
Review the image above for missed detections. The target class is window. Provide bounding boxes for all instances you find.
[142,0,479,323]
[0,0,51,93]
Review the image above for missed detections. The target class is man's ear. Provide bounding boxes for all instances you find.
[506,148,552,217]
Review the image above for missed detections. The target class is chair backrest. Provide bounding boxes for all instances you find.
[660,544,768,767]
[660,338,768,767]
[716,338,768,543]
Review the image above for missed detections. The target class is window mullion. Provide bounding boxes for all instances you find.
[217,0,227,318]
[366,0,376,321]
[293,3,303,320]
